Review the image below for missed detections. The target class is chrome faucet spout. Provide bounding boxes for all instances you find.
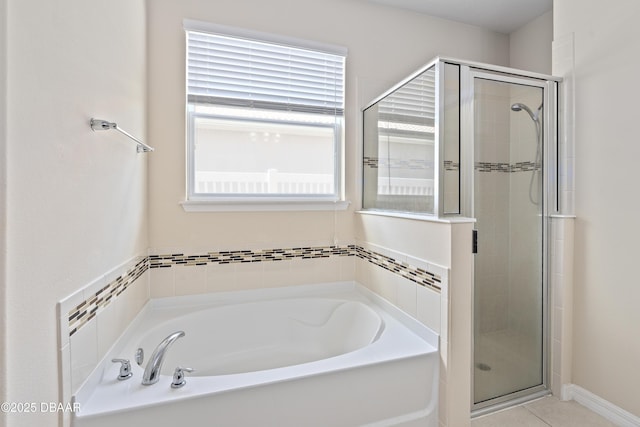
[142,331,185,385]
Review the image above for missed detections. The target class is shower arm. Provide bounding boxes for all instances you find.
[90,118,154,153]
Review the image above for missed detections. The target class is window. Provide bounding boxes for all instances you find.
[184,21,346,209]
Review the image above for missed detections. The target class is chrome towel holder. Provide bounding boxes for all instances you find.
[90,118,154,153]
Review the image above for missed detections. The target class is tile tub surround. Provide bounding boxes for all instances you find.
[62,245,444,340]
[57,255,151,426]
[58,245,448,426]
[66,257,148,337]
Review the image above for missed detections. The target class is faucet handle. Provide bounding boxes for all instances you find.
[111,359,133,381]
[171,366,195,389]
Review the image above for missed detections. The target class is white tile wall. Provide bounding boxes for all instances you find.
[174,264,207,296]
[355,239,448,335]
[550,216,575,398]
[552,33,576,215]
[57,256,150,410]
[69,319,98,393]
[205,262,238,293]
[417,285,441,333]
[151,256,351,297]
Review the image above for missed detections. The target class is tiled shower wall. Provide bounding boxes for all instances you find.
[474,80,511,334]
[58,242,448,422]
[474,79,543,337]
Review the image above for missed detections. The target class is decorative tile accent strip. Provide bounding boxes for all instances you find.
[150,245,442,293]
[475,161,510,172]
[444,160,460,171]
[149,246,354,268]
[67,257,148,337]
[363,156,379,168]
[355,246,441,291]
[364,157,458,172]
[475,161,540,173]
[365,158,537,173]
[363,157,433,170]
[510,161,540,172]
[67,245,443,337]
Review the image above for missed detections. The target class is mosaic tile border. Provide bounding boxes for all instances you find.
[364,157,538,173]
[475,161,540,173]
[149,246,354,268]
[363,156,379,168]
[443,160,460,171]
[355,246,441,291]
[362,157,433,170]
[67,257,148,337]
[66,245,443,337]
[150,245,441,292]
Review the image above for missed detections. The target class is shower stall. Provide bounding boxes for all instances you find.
[362,57,560,413]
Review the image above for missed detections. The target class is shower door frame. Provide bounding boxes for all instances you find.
[460,65,560,415]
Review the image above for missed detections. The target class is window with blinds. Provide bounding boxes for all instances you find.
[185,23,346,202]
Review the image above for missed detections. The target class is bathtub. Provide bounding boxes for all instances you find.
[72,281,439,427]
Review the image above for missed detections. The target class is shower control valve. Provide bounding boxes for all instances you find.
[171,366,195,389]
[111,358,133,381]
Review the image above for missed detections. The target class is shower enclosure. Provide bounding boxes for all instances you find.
[362,57,559,413]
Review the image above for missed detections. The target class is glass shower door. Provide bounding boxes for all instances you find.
[472,76,546,408]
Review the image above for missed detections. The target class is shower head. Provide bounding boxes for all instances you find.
[511,102,542,122]
[510,103,526,112]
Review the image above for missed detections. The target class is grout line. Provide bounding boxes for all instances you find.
[522,405,553,426]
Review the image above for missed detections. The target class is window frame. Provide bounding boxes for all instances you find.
[182,20,348,212]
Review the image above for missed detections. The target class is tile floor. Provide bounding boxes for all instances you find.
[474,328,540,403]
[471,396,617,427]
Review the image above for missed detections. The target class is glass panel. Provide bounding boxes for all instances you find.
[443,63,461,214]
[473,78,544,404]
[362,66,436,214]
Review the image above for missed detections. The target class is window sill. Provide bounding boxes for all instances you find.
[356,210,476,224]
[180,199,351,212]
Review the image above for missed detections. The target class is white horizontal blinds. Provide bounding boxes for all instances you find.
[187,31,345,116]
[379,67,435,124]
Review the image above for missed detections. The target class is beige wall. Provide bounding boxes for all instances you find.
[510,10,553,74]
[147,0,509,253]
[554,0,640,417]
[4,1,147,426]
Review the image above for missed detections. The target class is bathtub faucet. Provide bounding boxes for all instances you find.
[142,331,185,385]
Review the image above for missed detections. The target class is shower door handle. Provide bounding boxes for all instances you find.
[472,230,478,254]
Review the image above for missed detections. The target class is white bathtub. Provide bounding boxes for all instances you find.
[72,281,439,427]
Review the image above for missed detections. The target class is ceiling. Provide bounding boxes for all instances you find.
[367,0,552,34]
